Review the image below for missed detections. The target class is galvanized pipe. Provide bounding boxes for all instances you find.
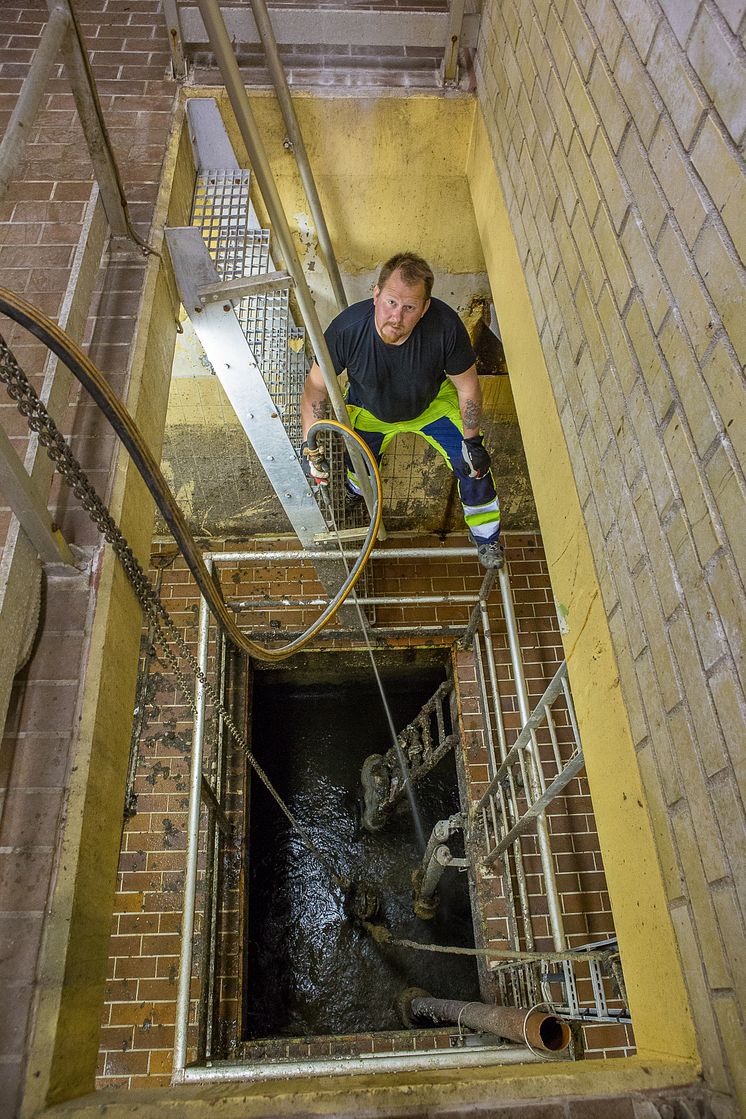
[0,6,71,204]
[408,994,572,1054]
[250,0,348,312]
[173,577,211,1074]
[460,566,498,647]
[418,845,455,904]
[242,623,465,638]
[561,672,582,751]
[210,545,476,562]
[50,0,130,236]
[231,592,479,608]
[484,749,586,865]
[473,632,498,778]
[476,664,569,812]
[477,599,533,953]
[498,567,567,953]
[173,1043,545,1083]
[420,813,462,870]
[195,0,375,514]
[204,627,227,1060]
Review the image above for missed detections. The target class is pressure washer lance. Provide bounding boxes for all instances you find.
[317,483,427,851]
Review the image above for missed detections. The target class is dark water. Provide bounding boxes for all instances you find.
[245,665,480,1039]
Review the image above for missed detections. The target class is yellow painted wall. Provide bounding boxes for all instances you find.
[222,92,484,275]
[472,0,746,1109]
[468,105,697,1066]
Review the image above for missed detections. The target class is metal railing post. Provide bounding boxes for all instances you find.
[478,599,535,954]
[49,0,130,236]
[0,5,70,206]
[173,581,211,1074]
[497,566,567,953]
[250,0,348,314]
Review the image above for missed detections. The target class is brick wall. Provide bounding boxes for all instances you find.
[0,1,176,1114]
[97,530,626,1085]
[474,0,745,1108]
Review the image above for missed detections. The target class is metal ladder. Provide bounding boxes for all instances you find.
[361,677,459,831]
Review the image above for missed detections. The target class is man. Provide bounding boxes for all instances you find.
[300,252,503,569]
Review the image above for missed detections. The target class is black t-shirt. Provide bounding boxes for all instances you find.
[323,297,475,423]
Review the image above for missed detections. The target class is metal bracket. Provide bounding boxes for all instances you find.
[166,226,327,548]
[313,526,368,543]
[163,0,187,79]
[441,0,467,85]
[197,271,293,305]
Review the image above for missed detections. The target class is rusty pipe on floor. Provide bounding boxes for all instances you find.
[405,991,571,1054]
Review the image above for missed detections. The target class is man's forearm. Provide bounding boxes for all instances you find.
[449,365,483,439]
[300,362,330,438]
[460,394,482,439]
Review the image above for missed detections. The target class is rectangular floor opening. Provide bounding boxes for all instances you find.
[241,650,483,1056]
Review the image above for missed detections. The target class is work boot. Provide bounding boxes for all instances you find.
[344,481,364,510]
[475,537,504,570]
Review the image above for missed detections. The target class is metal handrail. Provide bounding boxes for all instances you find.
[249,0,348,313]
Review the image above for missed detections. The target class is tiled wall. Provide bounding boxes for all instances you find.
[474,0,745,1108]
[97,530,625,1086]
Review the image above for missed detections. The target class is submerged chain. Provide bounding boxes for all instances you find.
[0,335,343,885]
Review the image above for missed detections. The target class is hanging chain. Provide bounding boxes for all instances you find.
[0,334,345,887]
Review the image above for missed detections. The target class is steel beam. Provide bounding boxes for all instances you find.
[186,98,241,173]
[179,6,481,49]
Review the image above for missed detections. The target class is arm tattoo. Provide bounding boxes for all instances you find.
[311,399,328,420]
[462,398,481,430]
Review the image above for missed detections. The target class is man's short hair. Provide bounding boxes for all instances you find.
[377,253,434,301]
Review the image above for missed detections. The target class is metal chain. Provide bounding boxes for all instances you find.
[0,335,345,887]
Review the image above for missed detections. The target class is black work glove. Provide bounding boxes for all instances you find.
[461,434,491,479]
[301,439,329,485]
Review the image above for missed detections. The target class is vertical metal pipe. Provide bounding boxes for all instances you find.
[498,567,567,952]
[418,845,453,903]
[0,6,70,205]
[195,0,375,515]
[479,600,534,952]
[50,0,130,236]
[204,628,226,1060]
[473,632,497,779]
[249,0,347,313]
[173,583,211,1074]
